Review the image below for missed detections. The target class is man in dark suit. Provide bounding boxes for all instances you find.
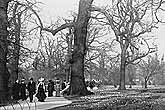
[27,78,36,102]
[48,80,54,97]
[12,79,20,100]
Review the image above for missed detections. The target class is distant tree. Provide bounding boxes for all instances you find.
[92,0,163,90]
[7,0,41,85]
[109,62,120,87]
[126,64,137,88]
[65,27,74,82]
[138,53,165,88]
[85,21,112,82]
[94,43,116,83]
[8,2,22,85]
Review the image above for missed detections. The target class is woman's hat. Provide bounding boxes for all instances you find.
[21,78,25,81]
[39,77,44,82]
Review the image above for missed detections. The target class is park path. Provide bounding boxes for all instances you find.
[0,96,72,110]
[1,85,165,110]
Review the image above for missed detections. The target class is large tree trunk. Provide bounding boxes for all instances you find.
[69,0,93,96]
[118,35,129,90]
[118,45,127,90]
[119,50,126,90]
[0,0,10,102]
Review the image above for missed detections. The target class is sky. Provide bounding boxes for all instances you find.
[38,0,165,56]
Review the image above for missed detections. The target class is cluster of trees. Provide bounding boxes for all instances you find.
[138,53,165,88]
[0,0,165,102]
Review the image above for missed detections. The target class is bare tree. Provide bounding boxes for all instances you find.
[138,53,165,88]
[7,0,41,85]
[67,0,94,95]
[34,0,94,95]
[8,2,22,85]
[126,64,137,88]
[109,62,120,87]
[85,18,111,81]
[13,0,164,94]
[92,0,162,89]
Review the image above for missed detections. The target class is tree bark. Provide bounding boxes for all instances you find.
[69,0,93,96]
[65,28,73,83]
[118,48,126,90]
[118,37,128,90]
[0,0,10,102]
[10,11,21,85]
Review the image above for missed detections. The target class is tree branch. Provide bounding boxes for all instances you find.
[46,22,75,36]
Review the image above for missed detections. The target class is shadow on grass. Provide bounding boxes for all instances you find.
[49,88,165,110]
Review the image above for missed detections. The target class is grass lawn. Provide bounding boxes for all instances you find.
[50,85,165,110]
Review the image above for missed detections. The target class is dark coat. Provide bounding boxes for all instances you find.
[48,81,54,91]
[61,82,66,90]
[12,82,20,100]
[20,83,27,100]
[48,81,54,97]
[36,83,46,101]
[27,81,36,94]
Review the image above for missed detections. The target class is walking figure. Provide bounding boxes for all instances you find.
[27,78,36,102]
[61,80,66,90]
[20,78,27,101]
[12,79,20,100]
[55,79,61,97]
[48,80,54,97]
[36,77,46,102]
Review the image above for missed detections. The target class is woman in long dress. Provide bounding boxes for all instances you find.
[36,78,46,102]
[20,78,27,101]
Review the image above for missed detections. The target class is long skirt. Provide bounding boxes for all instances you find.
[36,89,46,102]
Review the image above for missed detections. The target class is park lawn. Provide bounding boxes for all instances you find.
[51,86,165,110]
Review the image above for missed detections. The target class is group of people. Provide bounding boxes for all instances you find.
[12,78,37,102]
[12,78,27,101]
[12,77,68,102]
